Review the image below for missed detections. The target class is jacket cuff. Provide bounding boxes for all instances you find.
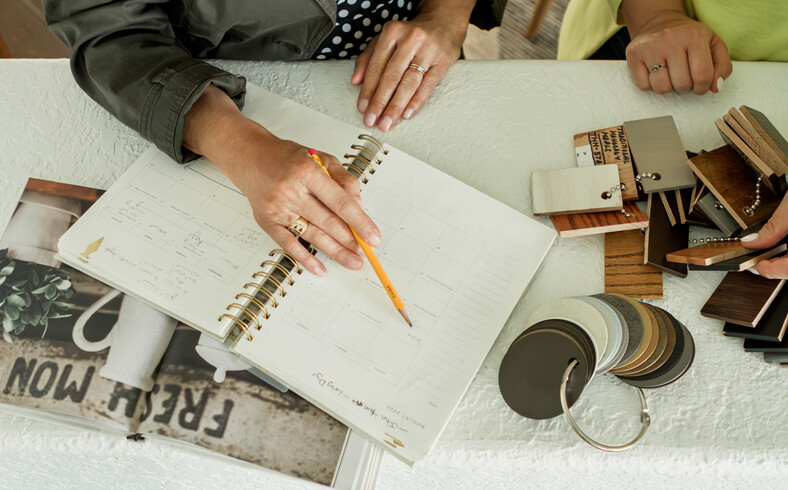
[140,59,247,163]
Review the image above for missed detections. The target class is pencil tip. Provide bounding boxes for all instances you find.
[399,308,412,327]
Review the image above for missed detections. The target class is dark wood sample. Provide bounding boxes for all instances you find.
[604,230,663,299]
[623,116,696,193]
[701,272,786,327]
[551,202,648,238]
[665,241,750,266]
[644,193,688,278]
[687,145,780,230]
[744,335,788,353]
[723,289,788,342]
[688,244,787,271]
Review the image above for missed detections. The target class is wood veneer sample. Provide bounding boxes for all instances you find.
[725,110,785,176]
[551,202,648,238]
[665,241,750,266]
[688,243,787,271]
[532,165,623,216]
[644,193,688,278]
[573,125,639,201]
[604,229,663,299]
[687,145,780,230]
[623,116,696,193]
[701,272,786,327]
[695,192,740,236]
[659,191,679,227]
[723,289,788,341]
[740,106,788,171]
[675,187,693,225]
[743,335,788,353]
[715,119,777,189]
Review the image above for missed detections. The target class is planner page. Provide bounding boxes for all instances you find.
[231,87,556,464]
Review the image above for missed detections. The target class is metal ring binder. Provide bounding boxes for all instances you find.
[345,153,375,172]
[269,249,302,274]
[236,293,270,320]
[358,134,388,154]
[219,313,253,341]
[260,260,295,285]
[350,144,380,164]
[343,163,369,183]
[226,303,261,330]
[250,272,287,296]
[244,282,281,306]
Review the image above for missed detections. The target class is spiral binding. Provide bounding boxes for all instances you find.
[221,134,387,342]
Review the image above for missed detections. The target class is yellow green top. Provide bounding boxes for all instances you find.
[558,0,788,62]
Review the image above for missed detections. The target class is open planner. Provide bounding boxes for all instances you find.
[57,83,556,464]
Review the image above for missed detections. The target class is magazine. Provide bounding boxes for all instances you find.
[0,178,379,488]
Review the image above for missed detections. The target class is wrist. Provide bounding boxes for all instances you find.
[415,0,474,43]
[620,0,686,37]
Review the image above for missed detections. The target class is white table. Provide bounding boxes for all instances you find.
[1,59,787,489]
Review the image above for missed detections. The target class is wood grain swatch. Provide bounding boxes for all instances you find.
[532,165,623,216]
[659,191,679,227]
[723,289,788,341]
[644,193,688,278]
[665,241,750,266]
[740,106,788,171]
[725,110,785,176]
[687,145,780,230]
[623,116,696,193]
[551,202,648,237]
[716,119,776,186]
[701,272,786,327]
[675,188,693,225]
[573,125,639,201]
[604,229,663,300]
[688,243,787,271]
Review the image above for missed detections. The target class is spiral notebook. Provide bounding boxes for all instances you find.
[57,83,556,464]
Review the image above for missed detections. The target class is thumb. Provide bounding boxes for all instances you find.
[709,34,732,93]
[742,194,788,249]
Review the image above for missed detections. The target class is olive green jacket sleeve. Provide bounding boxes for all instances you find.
[43,0,246,163]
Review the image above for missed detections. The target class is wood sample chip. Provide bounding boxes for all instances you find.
[723,289,788,342]
[573,125,639,201]
[739,106,788,172]
[531,165,623,216]
[665,241,750,266]
[659,191,681,227]
[725,110,785,176]
[605,229,663,300]
[688,243,787,271]
[623,116,696,193]
[551,202,648,238]
[687,145,780,230]
[701,272,786,327]
[715,119,776,186]
[644,193,688,278]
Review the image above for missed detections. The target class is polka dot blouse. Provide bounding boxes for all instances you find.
[313,0,419,60]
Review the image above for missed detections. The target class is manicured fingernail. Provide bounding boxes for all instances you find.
[716,76,724,92]
[348,254,364,269]
[402,108,414,120]
[314,263,327,277]
[379,116,393,132]
[364,112,377,127]
[358,98,369,112]
[748,268,760,276]
[741,233,759,242]
[367,230,381,247]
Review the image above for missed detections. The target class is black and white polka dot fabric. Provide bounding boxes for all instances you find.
[313,0,419,60]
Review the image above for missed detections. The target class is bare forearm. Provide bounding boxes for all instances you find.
[418,0,476,37]
[620,0,686,35]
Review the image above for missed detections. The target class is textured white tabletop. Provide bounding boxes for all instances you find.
[1,59,787,489]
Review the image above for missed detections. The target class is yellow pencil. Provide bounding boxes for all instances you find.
[308,149,412,327]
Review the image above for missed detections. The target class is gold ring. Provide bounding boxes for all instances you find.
[350,144,380,164]
[345,153,375,171]
[288,217,309,237]
[269,249,303,274]
[260,260,295,285]
[218,313,253,341]
[358,134,388,154]
[408,63,427,75]
[226,303,260,330]
[250,272,287,296]
[649,63,665,73]
[243,282,279,307]
[235,293,270,319]
[342,162,369,182]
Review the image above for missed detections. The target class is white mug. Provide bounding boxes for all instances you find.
[72,290,177,391]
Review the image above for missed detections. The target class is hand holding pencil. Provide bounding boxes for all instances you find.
[309,149,412,327]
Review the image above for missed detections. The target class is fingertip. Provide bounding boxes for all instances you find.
[348,254,364,270]
[379,116,393,132]
[402,107,414,120]
[358,98,369,112]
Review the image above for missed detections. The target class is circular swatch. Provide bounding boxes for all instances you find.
[629,305,677,377]
[617,303,670,377]
[523,319,597,384]
[619,314,694,389]
[592,294,643,366]
[527,298,609,372]
[607,295,655,374]
[575,296,627,372]
[499,327,592,419]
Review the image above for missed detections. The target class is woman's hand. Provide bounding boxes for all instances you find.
[621,1,733,95]
[184,86,381,277]
[351,0,475,132]
[742,194,788,279]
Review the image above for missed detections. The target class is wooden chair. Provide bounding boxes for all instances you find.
[524,0,555,39]
[0,33,12,58]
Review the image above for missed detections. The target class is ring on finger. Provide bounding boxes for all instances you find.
[287,216,309,237]
[408,63,428,75]
[649,63,666,73]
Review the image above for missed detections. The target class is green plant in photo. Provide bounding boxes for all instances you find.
[0,248,76,342]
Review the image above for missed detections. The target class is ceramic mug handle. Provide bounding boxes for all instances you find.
[72,289,122,352]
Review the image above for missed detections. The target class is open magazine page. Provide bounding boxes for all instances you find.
[0,178,349,487]
[139,327,348,486]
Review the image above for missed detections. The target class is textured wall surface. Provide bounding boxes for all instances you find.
[1,59,787,489]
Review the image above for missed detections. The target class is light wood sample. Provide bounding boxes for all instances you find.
[644,193,688,278]
[665,241,750,266]
[531,165,623,216]
[725,110,785,176]
[573,125,639,201]
[740,105,788,171]
[716,119,777,190]
[701,272,786,327]
[623,116,696,193]
[688,243,787,271]
[551,202,648,238]
[687,145,780,230]
[604,229,663,300]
